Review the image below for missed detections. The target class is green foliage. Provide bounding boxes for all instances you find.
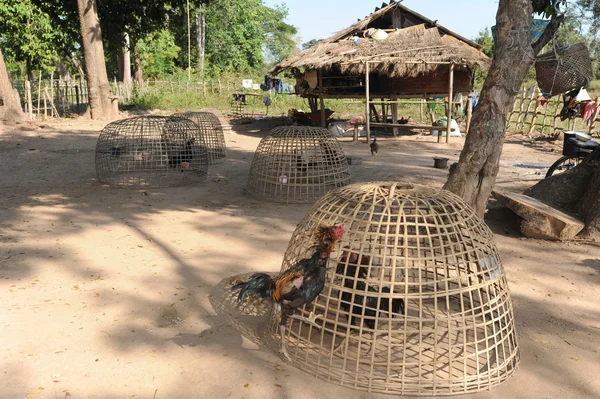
[204,0,267,74]
[0,0,61,73]
[137,30,182,79]
[302,39,321,50]
[263,4,298,65]
[474,28,494,57]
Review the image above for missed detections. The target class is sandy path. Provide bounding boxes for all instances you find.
[0,116,598,399]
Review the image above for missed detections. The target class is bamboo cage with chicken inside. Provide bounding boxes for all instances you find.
[246,126,351,203]
[271,182,519,396]
[172,111,226,164]
[95,116,209,187]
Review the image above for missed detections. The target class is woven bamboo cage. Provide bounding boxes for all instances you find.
[95,116,209,187]
[535,42,593,97]
[270,182,519,396]
[246,126,351,203]
[172,111,226,164]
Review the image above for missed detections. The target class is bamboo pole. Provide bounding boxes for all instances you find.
[365,61,370,142]
[465,95,473,134]
[37,71,42,119]
[391,96,398,136]
[444,63,454,143]
[319,69,325,128]
[25,81,33,120]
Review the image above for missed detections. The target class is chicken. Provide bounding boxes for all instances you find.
[334,251,404,354]
[232,225,345,361]
[398,116,411,124]
[370,137,379,161]
[168,137,196,168]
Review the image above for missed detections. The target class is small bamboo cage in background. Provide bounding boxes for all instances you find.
[172,111,226,164]
[246,126,351,203]
[95,116,209,187]
[271,182,519,396]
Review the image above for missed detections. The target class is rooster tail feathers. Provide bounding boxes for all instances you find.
[231,273,275,302]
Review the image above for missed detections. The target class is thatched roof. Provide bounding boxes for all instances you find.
[271,2,490,78]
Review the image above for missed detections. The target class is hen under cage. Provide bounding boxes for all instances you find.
[271,182,519,396]
[95,116,209,187]
[172,111,226,164]
[246,126,351,203]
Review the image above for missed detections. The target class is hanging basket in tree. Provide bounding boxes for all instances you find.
[535,42,593,97]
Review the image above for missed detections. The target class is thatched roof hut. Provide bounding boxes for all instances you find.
[271,1,490,99]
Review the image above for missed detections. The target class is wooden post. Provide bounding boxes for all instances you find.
[43,90,47,118]
[25,81,33,120]
[75,84,80,113]
[37,71,42,119]
[318,69,325,128]
[391,97,399,136]
[465,95,473,134]
[419,98,424,122]
[365,61,371,142]
[50,73,54,106]
[353,125,358,142]
[218,78,222,94]
[445,62,454,143]
[588,97,600,132]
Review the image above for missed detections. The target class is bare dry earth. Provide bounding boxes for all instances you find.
[0,114,598,399]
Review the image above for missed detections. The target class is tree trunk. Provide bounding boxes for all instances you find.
[525,148,600,239]
[54,58,72,82]
[444,0,563,216]
[0,48,25,123]
[76,0,116,120]
[133,43,143,85]
[196,11,206,75]
[121,32,132,84]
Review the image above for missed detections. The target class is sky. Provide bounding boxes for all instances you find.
[263,0,500,45]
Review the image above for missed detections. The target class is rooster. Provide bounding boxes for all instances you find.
[370,137,379,161]
[334,251,404,354]
[232,225,345,361]
[168,137,197,168]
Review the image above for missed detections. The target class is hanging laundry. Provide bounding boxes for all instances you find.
[582,100,596,123]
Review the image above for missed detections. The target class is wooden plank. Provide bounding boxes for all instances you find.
[492,188,584,240]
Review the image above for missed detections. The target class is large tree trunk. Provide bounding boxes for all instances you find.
[444,0,563,216]
[0,48,25,124]
[525,148,600,239]
[196,11,206,75]
[76,0,116,120]
[117,32,132,84]
[132,43,143,85]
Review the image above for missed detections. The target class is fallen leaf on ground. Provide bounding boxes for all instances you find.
[274,384,282,388]
[26,393,41,398]
[244,384,249,388]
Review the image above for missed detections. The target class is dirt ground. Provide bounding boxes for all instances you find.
[1,112,599,399]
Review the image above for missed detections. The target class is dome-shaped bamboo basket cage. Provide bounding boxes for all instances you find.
[95,116,209,187]
[246,126,350,203]
[269,182,519,396]
[172,111,226,164]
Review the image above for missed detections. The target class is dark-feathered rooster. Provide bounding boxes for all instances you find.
[370,137,378,161]
[334,250,404,354]
[232,225,345,361]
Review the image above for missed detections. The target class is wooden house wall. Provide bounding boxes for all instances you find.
[316,69,473,98]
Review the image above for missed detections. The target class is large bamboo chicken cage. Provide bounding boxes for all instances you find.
[246,126,351,203]
[95,116,209,187]
[172,111,226,164]
[271,182,519,396]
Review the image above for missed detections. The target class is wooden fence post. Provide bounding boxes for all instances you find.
[25,80,33,120]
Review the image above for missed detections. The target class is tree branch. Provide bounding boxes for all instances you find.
[532,14,565,54]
